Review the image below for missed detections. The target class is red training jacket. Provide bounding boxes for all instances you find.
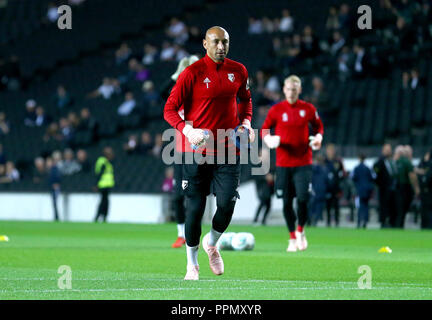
[164,54,252,155]
[261,99,324,167]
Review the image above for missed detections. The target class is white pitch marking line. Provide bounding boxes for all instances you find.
[0,278,430,288]
[1,286,432,294]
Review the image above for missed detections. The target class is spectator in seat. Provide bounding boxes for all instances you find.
[35,106,51,127]
[138,132,153,155]
[142,44,158,66]
[326,6,340,31]
[0,161,20,184]
[89,77,121,100]
[123,135,139,154]
[24,99,37,127]
[301,26,320,59]
[54,85,73,113]
[43,122,63,144]
[115,42,132,65]
[162,167,175,193]
[46,2,59,23]
[0,112,10,136]
[160,41,176,61]
[78,108,99,142]
[117,92,136,116]
[410,68,426,90]
[60,149,81,176]
[329,31,345,56]
[67,112,80,130]
[76,149,91,173]
[166,18,189,45]
[279,9,294,33]
[33,157,47,184]
[59,117,75,147]
[141,80,160,109]
[248,17,263,35]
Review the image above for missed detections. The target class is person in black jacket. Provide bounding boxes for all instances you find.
[324,144,345,227]
[46,156,61,221]
[351,154,375,229]
[373,143,398,228]
[253,173,275,225]
[416,150,432,229]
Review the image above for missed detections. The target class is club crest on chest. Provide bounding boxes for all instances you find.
[228,73,235,82]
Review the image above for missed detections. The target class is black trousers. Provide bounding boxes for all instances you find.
[254,198,271,225]
[95,188,111,222]
[182,155,240,247]
[421,193,432,229]
[326,193,340,226]
[395,184,414,228]
[275,166,312,233]
[378,187,397,227]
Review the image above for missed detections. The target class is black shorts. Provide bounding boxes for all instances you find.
[182,154,241,199]
[275,165,313,201]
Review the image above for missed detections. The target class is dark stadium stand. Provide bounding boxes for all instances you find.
[0,0,431,194]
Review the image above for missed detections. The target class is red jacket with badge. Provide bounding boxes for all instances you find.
[261,99,324,167]
[164,54,252,155]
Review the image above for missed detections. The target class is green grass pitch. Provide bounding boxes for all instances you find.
[0,220,431,300]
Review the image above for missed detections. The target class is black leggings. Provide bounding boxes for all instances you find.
[95,188,110,222]
[276,166,312,233]
[185,192,237,247]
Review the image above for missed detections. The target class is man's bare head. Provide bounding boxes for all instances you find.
[203,26,230,62]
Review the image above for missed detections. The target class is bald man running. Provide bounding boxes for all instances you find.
[164,26,254,280]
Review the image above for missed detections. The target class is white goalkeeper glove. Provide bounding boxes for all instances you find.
[183,124,208,147]
[239,119,255,142]
[309,133,323,150]
[263,134,280,149]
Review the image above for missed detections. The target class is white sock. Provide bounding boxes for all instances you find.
[186,244,199,267]
[177,224,185,238]
[208,228,222,247]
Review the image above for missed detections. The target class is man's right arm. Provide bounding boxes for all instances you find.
[163,69,193,133]
[261,108,280,149]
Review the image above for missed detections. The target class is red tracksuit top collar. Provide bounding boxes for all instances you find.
[285,99,300,108]
[203,54,225,70]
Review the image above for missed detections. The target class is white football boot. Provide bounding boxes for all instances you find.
[286,239,298,252]
[295,231,308,251]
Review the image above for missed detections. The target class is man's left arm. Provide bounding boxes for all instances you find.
[309,104,324,150]
[237,66,254,141]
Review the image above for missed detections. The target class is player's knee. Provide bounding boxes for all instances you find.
[216,192,238,213]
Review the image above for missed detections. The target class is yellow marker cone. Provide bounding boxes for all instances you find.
[0,235,9,242]
[378,246,392,253]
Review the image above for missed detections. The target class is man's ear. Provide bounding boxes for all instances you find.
[202,39,207,50]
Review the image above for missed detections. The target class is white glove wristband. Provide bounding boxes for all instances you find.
[182,124,193,137]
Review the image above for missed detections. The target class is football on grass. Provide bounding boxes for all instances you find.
[231,232,255,251]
